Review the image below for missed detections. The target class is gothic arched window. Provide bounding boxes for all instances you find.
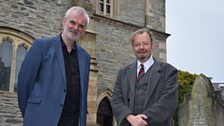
[0,27,33,92]
[15,44,28,90]
[0,40,12,91]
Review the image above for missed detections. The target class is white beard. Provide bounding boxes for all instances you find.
[67,32,81,42]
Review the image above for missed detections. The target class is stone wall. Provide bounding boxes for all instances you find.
[0,0,76,38]
[0,0,169,125]
[0,92,22,126]
[94,18,136,94]
[179,74,224,126]
[91,0,168,94]
[118,0,145,26]
[146,0,166,32]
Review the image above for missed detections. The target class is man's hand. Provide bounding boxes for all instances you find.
[126,114,148,126]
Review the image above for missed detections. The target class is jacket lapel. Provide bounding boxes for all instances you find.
[127,62,137,98]
[144,59,161,107]
[77,45,85,93]
[54,35,67,84]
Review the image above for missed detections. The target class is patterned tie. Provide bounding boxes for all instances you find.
[137,64,145,79]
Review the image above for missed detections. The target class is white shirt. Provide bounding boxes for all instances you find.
[137,55,154,75]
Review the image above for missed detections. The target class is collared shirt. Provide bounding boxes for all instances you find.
[137,55,154,75]
[60,35,80,116]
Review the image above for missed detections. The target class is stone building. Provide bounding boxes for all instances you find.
[0,0,169,126]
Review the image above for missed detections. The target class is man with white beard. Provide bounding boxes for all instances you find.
[17,6,91,126]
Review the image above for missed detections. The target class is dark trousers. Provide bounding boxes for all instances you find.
[58,114,79,126]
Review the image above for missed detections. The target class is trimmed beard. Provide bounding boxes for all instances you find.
[67,32,81,42]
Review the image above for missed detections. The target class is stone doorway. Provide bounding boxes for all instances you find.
[97,97,113,126]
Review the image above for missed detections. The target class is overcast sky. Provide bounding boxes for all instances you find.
[166,0,224,83]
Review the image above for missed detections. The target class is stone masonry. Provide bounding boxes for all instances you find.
[0,0,169,125]
[179,74,224,126]
[0,92,23,126]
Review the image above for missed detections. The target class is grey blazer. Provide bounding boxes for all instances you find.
[111,58,178,126]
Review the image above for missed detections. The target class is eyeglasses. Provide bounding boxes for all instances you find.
[133,41,151,48]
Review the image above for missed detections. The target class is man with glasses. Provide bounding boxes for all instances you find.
[17,6,90,126]
[111,28,178,126]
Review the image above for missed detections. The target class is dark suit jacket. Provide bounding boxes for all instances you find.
[17,34,90,126]
[111,58,178,126]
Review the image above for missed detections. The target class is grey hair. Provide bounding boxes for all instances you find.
[130,28,153,44]
[65,6,90,26]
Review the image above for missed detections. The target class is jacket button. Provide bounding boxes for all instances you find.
[60,104,63,107]
[63,89,66,92]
